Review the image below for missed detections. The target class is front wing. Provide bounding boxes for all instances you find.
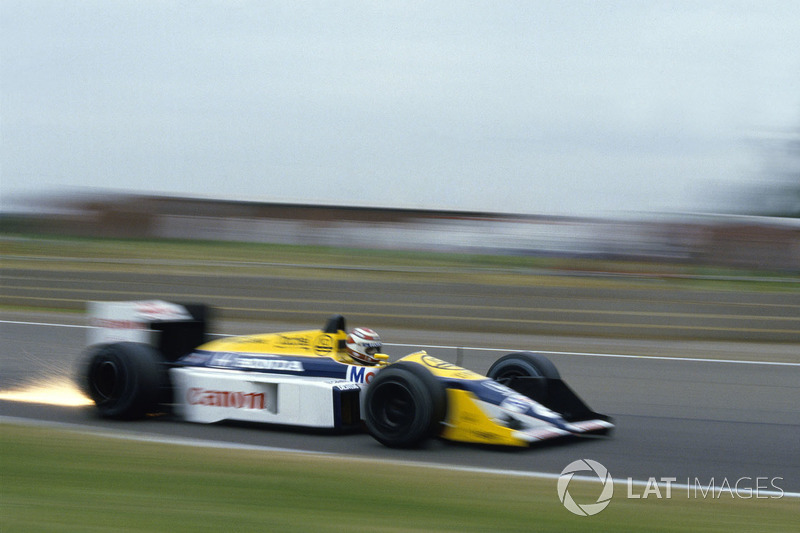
[396,352,614,447]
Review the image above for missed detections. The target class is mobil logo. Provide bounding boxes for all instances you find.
[347,365,377,384]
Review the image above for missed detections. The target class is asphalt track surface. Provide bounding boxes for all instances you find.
[4,266,800,343]
[2,314,799,493]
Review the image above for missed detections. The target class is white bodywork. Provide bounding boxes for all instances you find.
[171,367,361,428]
[87,300,192,345]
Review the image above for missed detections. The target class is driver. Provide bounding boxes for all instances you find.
[345,327,383,365]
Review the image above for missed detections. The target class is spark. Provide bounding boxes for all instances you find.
[0,378,93,407]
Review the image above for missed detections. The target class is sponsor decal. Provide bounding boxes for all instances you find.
[421,354,460,370]
[187,388,266,410]
[570,420,611,432]
[485,382,558,419]
[228,336,268,345]
[91,319,145,330]
[136,301,190,321]
[417,354,484,380]
[470,430,505,441]
[206,353,304,372]
[499,395,533,414]
[313,334,336,355]
[180,352,211,364]
[347,365,377,384]
[236,357,304,372]
[525,428,566,441]
[276,335,311,350]
[499,394,557,419]
[333,382,361,391]
[482,380,514,395]
[209,352,239,368]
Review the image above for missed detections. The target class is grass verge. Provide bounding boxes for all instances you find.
[1,423,797,532]
[3,234,799,290]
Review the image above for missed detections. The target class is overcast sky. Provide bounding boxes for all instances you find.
[2,1,799,216]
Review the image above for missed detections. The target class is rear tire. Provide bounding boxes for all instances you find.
[364,362,446,448]
[486,352,560,383]
[84,342,167,419]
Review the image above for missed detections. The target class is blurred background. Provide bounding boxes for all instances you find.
[3,2,800,220]
[2,1,799,338]
[2,191,799,271]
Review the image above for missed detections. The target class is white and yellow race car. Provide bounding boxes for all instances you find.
[83,301,613,448]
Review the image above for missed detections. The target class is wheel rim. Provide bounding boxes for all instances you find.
[493,364,540,385]
[90,359,120,401]
[371,381,416,433]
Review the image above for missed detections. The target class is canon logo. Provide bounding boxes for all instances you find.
[91,319,144,330]
[187,388,266,410]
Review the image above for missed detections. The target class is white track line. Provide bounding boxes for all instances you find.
[388,342,800,367]
[1,320,90,329]
[3,416,797,499]
[2,319,799,367]
[3,321,798,496]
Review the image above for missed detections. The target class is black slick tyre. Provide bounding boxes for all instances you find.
[84,342,166,419]
[486,352,560,383]
[364,362,446,448]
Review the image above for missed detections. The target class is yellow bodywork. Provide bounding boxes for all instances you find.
[198,329,369,364]
[397,352,529,447]
[440,389,527,447]
[198,331,528,446]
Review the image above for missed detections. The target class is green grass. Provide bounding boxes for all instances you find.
[3,233,798,291]
[1,423,797,532]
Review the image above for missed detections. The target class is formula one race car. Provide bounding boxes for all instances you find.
[83,301,613,448]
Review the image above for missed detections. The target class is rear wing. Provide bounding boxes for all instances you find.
[87,300,210,361]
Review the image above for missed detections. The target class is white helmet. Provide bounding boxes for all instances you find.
[346,327,382,365]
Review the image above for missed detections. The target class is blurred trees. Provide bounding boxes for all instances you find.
[745,128,800,218]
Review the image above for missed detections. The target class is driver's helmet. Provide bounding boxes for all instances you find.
[346,327,382,365]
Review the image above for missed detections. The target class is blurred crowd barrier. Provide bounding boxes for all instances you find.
[6,193,799,271]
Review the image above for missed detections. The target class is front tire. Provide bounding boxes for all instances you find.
[84,342,167,419]
[486,352,560,383]
[364,362,446,448]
